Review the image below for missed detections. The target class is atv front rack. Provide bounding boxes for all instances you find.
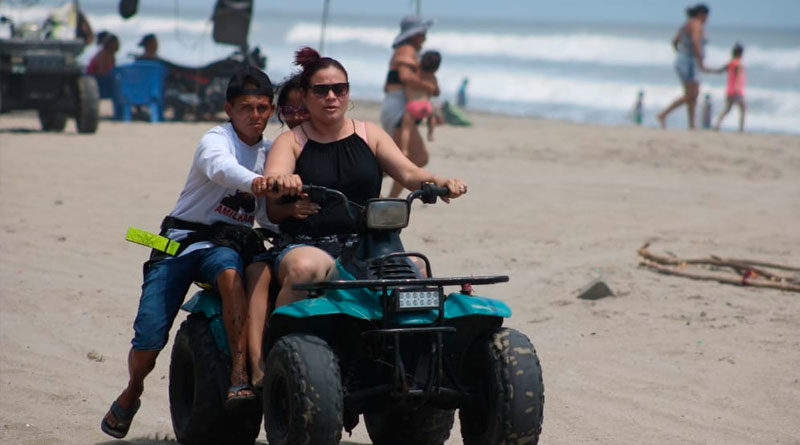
[292,275,508,291]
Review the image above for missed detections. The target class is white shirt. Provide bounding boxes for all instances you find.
[167,122,277,254]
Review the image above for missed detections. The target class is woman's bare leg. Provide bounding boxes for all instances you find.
[275,247,334,308]
[658,80,698,129]
[406,124,429,168]
[390,113,417,197]
[244,262,271,387]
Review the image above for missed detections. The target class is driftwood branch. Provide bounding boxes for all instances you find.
[637,243,800,293]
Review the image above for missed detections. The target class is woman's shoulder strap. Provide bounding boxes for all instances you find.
[353,119,369,144]
[291,125,308,150]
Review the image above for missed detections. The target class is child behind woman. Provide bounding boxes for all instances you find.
[398,50,441,163]
[713,43,746,132]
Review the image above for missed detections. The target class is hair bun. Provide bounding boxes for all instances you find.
[294,47,321,69]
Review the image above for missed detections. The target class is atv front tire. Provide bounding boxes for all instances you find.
[263,334,342,445]
[460,327,544,445]
[169,315,261,445]
[75,75,99,134]
[364,406,455,445]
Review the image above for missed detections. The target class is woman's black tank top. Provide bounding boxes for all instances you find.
[280,122,383,238]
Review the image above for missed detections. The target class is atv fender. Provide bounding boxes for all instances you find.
[181,291,229,355]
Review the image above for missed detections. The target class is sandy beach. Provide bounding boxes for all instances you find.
[1,101,799,444]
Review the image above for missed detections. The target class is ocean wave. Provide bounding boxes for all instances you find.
[286,22,800,72]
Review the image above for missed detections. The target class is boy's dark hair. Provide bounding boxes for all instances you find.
[732,43,744,57]
[226,65,274,103]
[420,50,441,72]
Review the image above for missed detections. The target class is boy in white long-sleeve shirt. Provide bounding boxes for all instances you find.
[101,66,275,439]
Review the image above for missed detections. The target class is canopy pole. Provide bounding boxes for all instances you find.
[319,0,330,54]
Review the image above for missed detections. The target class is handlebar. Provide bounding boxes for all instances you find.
[406,182,450,204]
[272,182,450,225]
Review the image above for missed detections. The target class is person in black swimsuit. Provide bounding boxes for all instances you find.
[262,46,467,309]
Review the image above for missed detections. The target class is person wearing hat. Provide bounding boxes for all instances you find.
[380,15,440,198]
[135,33,158,60]
[101,65,277,439]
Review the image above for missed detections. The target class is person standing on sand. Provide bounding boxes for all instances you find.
[657,3,710,130]
[713,43,747,132]
[380,15,440,198]
[100,65,276,439]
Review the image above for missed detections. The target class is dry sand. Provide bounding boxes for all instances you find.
[1,101,799,444]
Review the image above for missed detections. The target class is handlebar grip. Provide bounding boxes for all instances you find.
[429,185,451,196]
[417,182,451,204]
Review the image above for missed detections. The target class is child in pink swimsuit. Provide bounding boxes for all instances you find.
[713,43,746,132]
[399,51,441,156]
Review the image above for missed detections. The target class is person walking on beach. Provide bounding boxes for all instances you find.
[380,15,440,198]
[100,65,275,439]
[713,43,746,132]
[657,4,710,129]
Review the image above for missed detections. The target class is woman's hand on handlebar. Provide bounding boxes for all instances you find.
[437,177,467,203]
[265,174,303,197]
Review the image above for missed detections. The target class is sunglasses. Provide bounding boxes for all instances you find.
[279,105,309,116]
[310,82,349,98]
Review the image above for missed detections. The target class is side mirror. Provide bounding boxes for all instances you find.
[365,199,409,230]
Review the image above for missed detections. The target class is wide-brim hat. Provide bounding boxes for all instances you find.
[392,15,434,48]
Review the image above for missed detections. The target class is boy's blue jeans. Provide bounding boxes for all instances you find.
[131,246,243,350]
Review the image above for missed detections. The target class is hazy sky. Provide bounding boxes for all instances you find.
[272,0,800,28]
[79,0,800,28]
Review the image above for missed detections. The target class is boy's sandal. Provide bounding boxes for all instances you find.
[225,384,257,412]
[100,399,141,439]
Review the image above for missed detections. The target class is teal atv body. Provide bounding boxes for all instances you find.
[261,184,545,445]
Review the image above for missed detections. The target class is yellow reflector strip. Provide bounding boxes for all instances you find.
[125,227,180,256]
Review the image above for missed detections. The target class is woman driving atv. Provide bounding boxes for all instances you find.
[260,46,467,310]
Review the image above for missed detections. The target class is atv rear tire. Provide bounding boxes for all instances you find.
[169,315,261,445]
[364,406,455,445]
[39,110,67,132]
[75,75,99,134]
[263,334,342,445]
[460,327,544,445]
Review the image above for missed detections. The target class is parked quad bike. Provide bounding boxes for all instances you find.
[259,183,546,445]
[161,46,266,121]
[0,12,99,133]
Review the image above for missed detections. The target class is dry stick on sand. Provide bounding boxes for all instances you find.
[637,243,800,292]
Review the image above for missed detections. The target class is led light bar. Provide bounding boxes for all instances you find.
[394,288,442,311]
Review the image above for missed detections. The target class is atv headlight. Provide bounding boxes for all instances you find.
[366,199,409,230]
[393,288,442,311]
